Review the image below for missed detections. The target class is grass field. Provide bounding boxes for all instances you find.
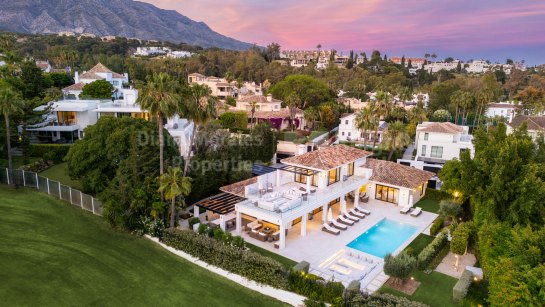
[415,197,441,213]
[379,270,458,307]
[404,234,434,255]
[39,162,83,190]
[0,185,285,306]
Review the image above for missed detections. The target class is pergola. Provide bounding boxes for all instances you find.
[279,165,320,176]
[193,192,245,230]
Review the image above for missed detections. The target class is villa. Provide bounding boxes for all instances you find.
[338,113,388,145]
[63,63,128,99]
[485,101,520,122]
[507,115,545,141]
[230,94,305,130]
[187,73,236,99]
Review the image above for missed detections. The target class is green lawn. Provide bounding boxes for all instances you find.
[246,242,298,269]
[39,162,83,190]
[404,234,434,255]
[379,270,458,307]
[0,185,285,306]
[415,197,441,213]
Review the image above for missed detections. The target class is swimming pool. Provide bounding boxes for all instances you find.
[346,218,418,258]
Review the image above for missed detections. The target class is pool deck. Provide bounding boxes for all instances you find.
[237,198,438,290]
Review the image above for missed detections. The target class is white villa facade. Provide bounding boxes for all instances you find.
[507,116,545,141]
[338,113,388,145]
[485,102,520,122]
[198,145,434,249]
[187,73,236,99]
[63,63,128,99]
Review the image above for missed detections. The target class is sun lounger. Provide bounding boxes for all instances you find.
[330,220,348,230]
[338,215,355,226]
[322,223,340,235]
[400,205,411,214]
[343,213,359,223]
[349,209,366,219]
[355,204,371,215]
[410,207,422,217]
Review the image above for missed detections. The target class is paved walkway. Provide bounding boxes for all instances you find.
[435,252,476,278]
[364,272,389,293]
[402,143,415,160]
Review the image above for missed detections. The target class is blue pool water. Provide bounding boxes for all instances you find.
[346,219,418,258]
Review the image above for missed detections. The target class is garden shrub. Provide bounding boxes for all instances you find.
[430,217,444,236]
[17,159,52,172]
[417,232,448,270]
[219,112,248,130]
[197,223,207,235]
[187,217,200,230]
[287,270,344,304]
[163,229,287,288]
[347,293,428,307]
[424,188,451,201]
[27,144,71,163]
[451,222,471,256]
[293,261,310,274]
[453,269,473,302]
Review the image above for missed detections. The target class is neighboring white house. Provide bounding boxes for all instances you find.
[424,60,460,73]
[235,94,282,112]
[507,115,545,141]
[35,60,52,73]
[187,73,236,99]
[414,122,474,163]
[338,113,388,145]
[199,145,433,249]
[167,51,193,59]
[486,102,520,122]
[466,60,490,74]
[63,63,128,99]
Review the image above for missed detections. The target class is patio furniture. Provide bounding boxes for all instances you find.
[343,213,359,223]
[261,227,274,235]
[338,215,355,226]
[266,182,273,193]
[330,220,348,230]
[349,209,366,219]
[410,207,422,217]
[257,232,268,242]
[302,193,308,201]
[355,204,371,215]
[271,230,280,241]
[400,206,411,214]
[322,223,340,235]
[247,220,262,230]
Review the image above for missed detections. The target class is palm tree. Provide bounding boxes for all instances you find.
[137,73,181,179]
[249,101,258,130]
[450,90,464,125]
[181,83,216,177]
[355,106,376,149]
[159,166,192,228]
[303,107,318,131]
[382,121,411,161]
[285,93,300,131]
[0,84,23,185]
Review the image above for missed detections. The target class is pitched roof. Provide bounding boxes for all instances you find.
[363,159,435,189]
[35,61,50,70]
[63,82,85,91]
[112,72,125,79]
[417,122,464,134]
[509,116,545,131]
[252,108,302,119]
[488,103,520,109]
[238,94,282,104]
[220,177,258,197]
[79,72,102,80]
[88,63,113,73]
[281,144,372,171]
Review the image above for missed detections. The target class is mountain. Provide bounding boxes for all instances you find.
[0,0,253,50]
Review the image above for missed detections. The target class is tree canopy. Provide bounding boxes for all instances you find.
[81,79,113,99]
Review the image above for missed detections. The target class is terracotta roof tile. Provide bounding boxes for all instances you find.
[281,144,372,171]
[364,159,434,189]
[509,116,545,131]
[88,63,113,73]
[220,177,258,197]
[251,108,302,119]
[238,94,282,104]
[417,122,464,134]
[63,82,85,91]
[79,72,102,79]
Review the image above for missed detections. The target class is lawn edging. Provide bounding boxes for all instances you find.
[145,235,306,306]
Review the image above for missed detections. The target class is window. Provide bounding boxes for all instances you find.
[294,173,318,187]
[345,120,349,125]
[328,167,340,186]
[419,183,425,195]
[424,133,429,140]
[375,184,399,204]
[57,111,76,125]
[348,132,351,136]
[431,146,443,158]
[421,145,427,156]
[294,173,307,184]
[342,132,345,136]
[347,162,354,177]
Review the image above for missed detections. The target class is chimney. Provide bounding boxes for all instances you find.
[74,71,79,83]
[267,94,272,102]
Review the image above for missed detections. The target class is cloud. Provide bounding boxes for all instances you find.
[143,0,545,63]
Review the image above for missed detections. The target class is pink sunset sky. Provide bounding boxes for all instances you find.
[143,0,545,64]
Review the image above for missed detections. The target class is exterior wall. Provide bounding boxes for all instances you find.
[485,105,517,122]
[366,181,427,206]
[415,130,474,161]
[338,114,362,142]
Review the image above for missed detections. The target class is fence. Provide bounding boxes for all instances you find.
[1,168,103,216]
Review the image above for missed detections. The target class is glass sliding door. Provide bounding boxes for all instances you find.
[375,184,399,204]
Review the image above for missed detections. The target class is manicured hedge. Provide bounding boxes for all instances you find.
[453,269,473,302]
[430,217,444,236]
[219,112,248,130]
[347,293,428,307]
[287,271,344,305]
[423,188,451,201]
[163,229,287,288]
[27,144,71,163]
[417,232,448,270]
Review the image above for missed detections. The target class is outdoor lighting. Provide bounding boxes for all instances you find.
[410,276,414,281]
[454,191,460,198]
[473,277,478,281]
